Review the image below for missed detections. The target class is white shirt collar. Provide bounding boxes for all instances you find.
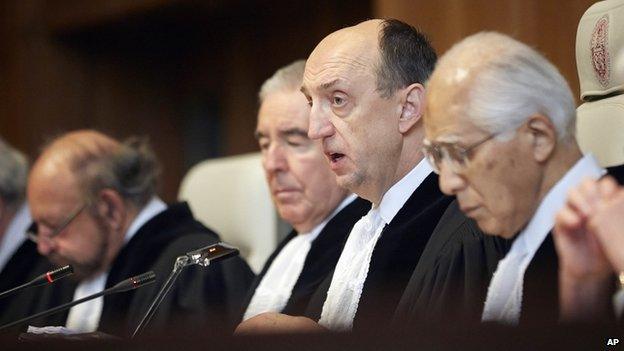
[378,159,433,225]
[481,154,605,325]
[515,154,605,257]
[0,203,31,272]
[123,197,167,244]
[65,196,167,332]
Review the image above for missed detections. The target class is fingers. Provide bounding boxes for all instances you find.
[566,178,601,218]
[598,176,619,200]
[554,205,583,238]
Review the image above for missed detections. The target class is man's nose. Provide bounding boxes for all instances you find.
[263,144,288,173]
[36,237,55,256]
[308,106,334,140]
[438,163,467,196]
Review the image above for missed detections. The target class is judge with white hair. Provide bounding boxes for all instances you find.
[423,31,604,325]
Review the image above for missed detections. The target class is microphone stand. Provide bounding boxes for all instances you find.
[131,242,238,339]
[0,271,155,332]
[0,265,74,300]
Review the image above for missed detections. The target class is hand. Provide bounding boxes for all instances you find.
[554,178,613,281]
[554,177,617,322]
[234,312,327,335]
[588,178,624,272]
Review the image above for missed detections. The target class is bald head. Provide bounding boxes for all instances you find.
[28,130,161,278]
[305,19,436,100]
[302,19,436,203]
[30,130,159,209]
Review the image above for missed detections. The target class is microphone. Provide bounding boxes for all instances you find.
[185,242,239,267]
[131,242,239,338]
[0,271,156,331]
[0,265,74,300]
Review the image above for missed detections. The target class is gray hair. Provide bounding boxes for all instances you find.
[259,60,306,103]
[0,137,28,208]
[442,32,576,142]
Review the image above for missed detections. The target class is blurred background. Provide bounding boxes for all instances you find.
[0,0,597,201]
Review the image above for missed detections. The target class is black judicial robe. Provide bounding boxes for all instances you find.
[607,164,624,185]
[240,197,370,320]
[509,165,621,325]
[21,202,253,337]
[304,173,453,330]
[519,233,559,325]
[393,200,510,326]
[484,166,624,326]
[0,240,60,327]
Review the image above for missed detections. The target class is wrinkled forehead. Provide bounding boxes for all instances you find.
[424,71,479,142]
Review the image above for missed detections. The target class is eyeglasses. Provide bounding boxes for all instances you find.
[26,203,88,244]
[422,131,503,174]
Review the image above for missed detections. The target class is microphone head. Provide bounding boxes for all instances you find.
[31,265,74,286]
[47,265,74,282]
[186,242,239,267]
[111,271,156,293]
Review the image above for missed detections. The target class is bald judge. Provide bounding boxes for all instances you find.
[23,130,252,337]
[236,19,506,334]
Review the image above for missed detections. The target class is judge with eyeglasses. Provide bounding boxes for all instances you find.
[422,31,605,326]
[15,130,253,337]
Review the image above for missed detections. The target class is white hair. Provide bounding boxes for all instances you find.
[442,32,576,142]
[0,137,28,208]
[258,60,306,103]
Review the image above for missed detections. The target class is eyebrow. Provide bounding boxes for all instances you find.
[300,85,309,96]
[300,79,340,96]
[280,128,308,138]
[320,79,339,90]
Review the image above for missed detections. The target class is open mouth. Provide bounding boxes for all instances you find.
[329,153,345,163]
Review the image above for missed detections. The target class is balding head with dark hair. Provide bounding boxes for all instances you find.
[28,130,161,279]
[302,19,436,204]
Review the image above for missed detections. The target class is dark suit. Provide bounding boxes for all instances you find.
[305,173,453,330]
[0,240,57,327]
[393,200,510,326]
[14,202,253,337]
[241,197,370,320]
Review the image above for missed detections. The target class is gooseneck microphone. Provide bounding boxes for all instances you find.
[131,242,239,338]
[0,271,156,331]
[0,265,74,300]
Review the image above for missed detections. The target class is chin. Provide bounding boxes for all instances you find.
[336,172,364,194]
[476,219,505,238]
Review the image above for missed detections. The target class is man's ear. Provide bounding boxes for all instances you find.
[398,83,426,134]
[95,189,126,232]
[525,114,557,163]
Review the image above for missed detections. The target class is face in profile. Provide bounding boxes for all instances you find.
[424,77,543,238]
[302,27,404,202]
[256,89,348,233]
[27,165,110,279]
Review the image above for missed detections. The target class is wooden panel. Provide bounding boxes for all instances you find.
[0,0,372,202]
[374,0,597,103]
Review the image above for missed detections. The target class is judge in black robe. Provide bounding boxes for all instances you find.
[393,200,510,326]
[11,203,253,338]
[240,197,370,320]
[304,173,454,330]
